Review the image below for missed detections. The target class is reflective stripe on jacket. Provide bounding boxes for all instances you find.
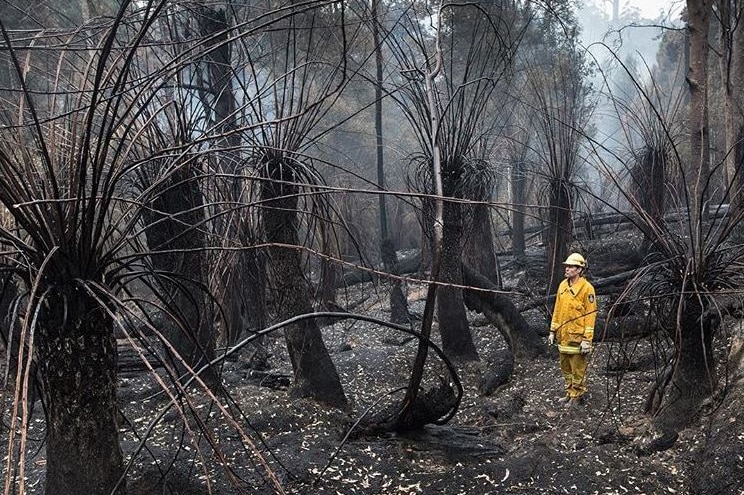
[550,277,597,354]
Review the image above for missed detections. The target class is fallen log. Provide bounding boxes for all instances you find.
[478,348,514,396]
[397,425,505,459]
[338,250,421,288]
[594,314,662,342]
[498,204,731,237]
[518,269,637,313]
[462,263,544,360]
[117,341,165,373]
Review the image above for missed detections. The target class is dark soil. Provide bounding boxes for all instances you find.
[2,254,744,495]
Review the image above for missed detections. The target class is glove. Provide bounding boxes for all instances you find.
[548,332,555,346]
[580,340,592,354]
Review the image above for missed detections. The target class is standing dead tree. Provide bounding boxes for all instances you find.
[521,6,594,297]
[238,1,367,409]
[387,1,521,363]
[368,0,410,324]
[718,0,744,221]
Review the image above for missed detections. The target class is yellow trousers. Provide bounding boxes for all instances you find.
[559,352,588,398]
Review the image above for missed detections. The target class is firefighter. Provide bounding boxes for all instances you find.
[548,252,597,406]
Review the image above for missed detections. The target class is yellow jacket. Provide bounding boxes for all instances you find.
[550,277,597,354]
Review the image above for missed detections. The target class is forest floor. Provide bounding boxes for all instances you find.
[2,248,744,494]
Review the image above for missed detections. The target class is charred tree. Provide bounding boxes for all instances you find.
[143,161,218,389]
[438,193,479,362]
[260,159,348,409]
[35,287,123,495]
[195,4,236,141]
[634,0,723,443]
[191,3,265,349]
[630,143,668,230]
[719,0,744,220]
[371,0,397,314]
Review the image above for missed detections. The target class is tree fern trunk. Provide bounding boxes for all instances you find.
[650,298,717,434]
[37,289,124,495]
[143,163,217,388]
[438,199,478,361]
[261,160,347,409]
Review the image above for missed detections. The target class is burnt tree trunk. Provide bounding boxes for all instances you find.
[418,195,435,276]
[545,177,572,297]
[197,5,236,140]
[464,201,500,288]
[630,145,669,254]
[261,160,348,409]
[225,242,267,345]
[632,146,667,224]
[510,150,527,260]
[226,242,269,369]
[646,298,718,435]
[37,287,124,495]
[382,238,409,324]
[687,0,711,232]
[731,6,744,221]
[194,4,255,348]
[720,0,744,222]
[143,162,218,388]
[438,198,478,362]
[316,221,340,310]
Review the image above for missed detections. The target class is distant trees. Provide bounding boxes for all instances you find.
[522,8,594,296]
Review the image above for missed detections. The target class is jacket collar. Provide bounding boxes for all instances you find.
[563,276,586,294]
[568,276,586,292]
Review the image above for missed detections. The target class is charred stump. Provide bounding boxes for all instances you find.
[594,313,662,342]
[360,376,457,434]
